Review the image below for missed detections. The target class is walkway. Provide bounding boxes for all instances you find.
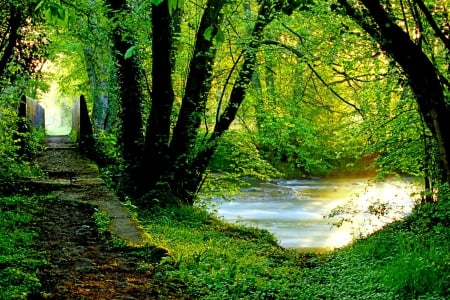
[28,135,190,299]
[33,135,151,246]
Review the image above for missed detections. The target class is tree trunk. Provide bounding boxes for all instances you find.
[168,0,225,165]
[140,0,175,195]
[106,0,145,195]
[147,0,226,204]
[339,0,450,183]
[167,1,289,203]
[0,6,22,79]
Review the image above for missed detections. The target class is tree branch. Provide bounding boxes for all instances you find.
[261,40,365,117]
[414,0,450,50]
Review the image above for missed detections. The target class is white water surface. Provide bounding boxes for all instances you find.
[208,177,421,251]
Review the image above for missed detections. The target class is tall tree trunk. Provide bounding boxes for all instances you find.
[140,0,175,194]
[0,6,22,79]
[339,0,450,183]
[106,0,145,195]
[145,0,225,204]
[168,0,296,203]
[168,0,225,164]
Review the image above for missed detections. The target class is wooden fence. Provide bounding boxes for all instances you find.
[71,95,95,155]
[18,95,45,130]
[17,94,94,156]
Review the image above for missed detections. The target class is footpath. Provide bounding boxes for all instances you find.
[33,135,150,246]
[29,135,189,299]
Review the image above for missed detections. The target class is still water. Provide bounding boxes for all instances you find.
[209,177,421,251]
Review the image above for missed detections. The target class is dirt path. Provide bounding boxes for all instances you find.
[29,136,189,299]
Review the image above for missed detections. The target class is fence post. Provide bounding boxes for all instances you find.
[71,98,80,141]
[73,95,95,156]
[15,95,29,157]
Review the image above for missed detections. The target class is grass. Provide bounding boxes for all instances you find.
[139,197,450,299]
[140,206,305,299]
[1,189,449,299]
[0,195,45,299]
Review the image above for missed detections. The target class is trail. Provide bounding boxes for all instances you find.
[29,135,189,299]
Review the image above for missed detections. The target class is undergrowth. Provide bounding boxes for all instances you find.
[0,195,45,299]
[140,192,450,299]
[2,186,449,299]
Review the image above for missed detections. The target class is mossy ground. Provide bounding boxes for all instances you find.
[1,192,449,299]
[3,136,448,299]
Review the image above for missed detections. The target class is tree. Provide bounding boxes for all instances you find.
[103,0,308,206]
[0,0,47,193]
[106,0,146,194]
[0,0,46,92]
[337,0,450,187]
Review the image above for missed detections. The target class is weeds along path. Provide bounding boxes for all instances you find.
[29,135,189,299]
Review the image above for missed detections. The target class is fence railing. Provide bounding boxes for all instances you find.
[17,94,94,156]
[18,95,45,131]
[71,94,95,155]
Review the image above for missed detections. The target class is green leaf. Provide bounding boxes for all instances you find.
[45,2,66,21]
[35,0,45,11]
[203,26,214,41]
[57,6,65,20]
[151,0,165,6]
[215,27,225,45]
[167,0,178,15]
[124,46,137,59]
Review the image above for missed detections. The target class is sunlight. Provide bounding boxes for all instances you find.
[326,226,354,249]
[38,86,71,135]
[324,179,419,249]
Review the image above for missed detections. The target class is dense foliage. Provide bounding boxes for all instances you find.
[2,0,442,207]
[0,0,48,192]
[0,195,44,298]
[0,1,449,298]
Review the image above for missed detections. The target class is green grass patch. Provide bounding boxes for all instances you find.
[139,200,450,299]
[140,206,307,299]
[2,191,448,299]
[0,195,45,299]
[93,210,111,236]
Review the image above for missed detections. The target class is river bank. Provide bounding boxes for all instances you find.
[1,138,447,299]
[140,197,450,299]
[2,188,449,299]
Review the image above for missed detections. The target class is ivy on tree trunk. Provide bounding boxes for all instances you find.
[106,0,145,196]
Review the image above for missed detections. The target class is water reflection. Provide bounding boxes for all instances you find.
[208,177,421,251]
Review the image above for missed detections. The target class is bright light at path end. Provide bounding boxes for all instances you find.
[38,82,71,135]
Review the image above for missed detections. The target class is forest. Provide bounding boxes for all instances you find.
[0,0,449,299]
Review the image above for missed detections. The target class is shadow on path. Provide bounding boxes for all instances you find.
[29,135,189,299]
[33,135,149,246]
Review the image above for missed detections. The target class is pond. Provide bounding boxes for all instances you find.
[208,177,421,251]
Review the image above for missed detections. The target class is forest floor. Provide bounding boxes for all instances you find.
[6,136,449,299]
[28,135,190,299]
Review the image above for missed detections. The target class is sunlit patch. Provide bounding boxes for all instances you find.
[37,60,72,136]
[326,227,353,249]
